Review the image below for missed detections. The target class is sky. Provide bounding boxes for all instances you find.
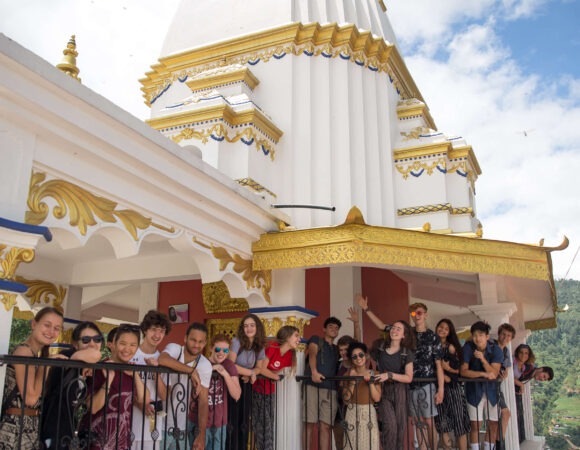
[0,0,579,281]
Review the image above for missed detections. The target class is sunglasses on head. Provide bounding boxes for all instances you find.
[351,352,365,360]
[80,335,103,344]
[214,347,229,354]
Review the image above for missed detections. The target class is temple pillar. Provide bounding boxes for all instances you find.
[0,217,52,406]
[138,282,159,320]
[330,266,359,337]
[250,306,317,450]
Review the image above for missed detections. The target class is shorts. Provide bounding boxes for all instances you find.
[467,394,499,422]
[302,384,338,425]
[408,383,438,418]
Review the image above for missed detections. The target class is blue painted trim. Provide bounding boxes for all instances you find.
[0,279,28,293]
[0,217,52,242]
[249,305,319,317]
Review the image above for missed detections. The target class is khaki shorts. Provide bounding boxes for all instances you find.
[467,394,499,422]
[302,384,338,425]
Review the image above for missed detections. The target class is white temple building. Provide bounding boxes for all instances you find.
[0,1,566,448]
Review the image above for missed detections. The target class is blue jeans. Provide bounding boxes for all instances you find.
[164,419,198,450]
[205,425,227,450]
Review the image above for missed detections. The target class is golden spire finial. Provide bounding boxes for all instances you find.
[56,35,81,82]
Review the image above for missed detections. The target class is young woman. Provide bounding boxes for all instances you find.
[227,314,266,450]
[341,341,381,450]
[200,334,241,450]
[0,306,64,449]
[86,323,150,450]
[41,321,103,449]
[513,343,536,442]
[252,325,300,450]
[372,320,415,450]
[434,318,470,450]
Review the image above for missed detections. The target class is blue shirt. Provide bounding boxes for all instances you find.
[463,340,504,406]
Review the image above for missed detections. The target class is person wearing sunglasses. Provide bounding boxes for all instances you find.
[40,321,104,448]
[130,310,172,450]
[202,334,241,450]
[340,341,381,450]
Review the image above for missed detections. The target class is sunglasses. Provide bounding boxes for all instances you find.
[80,335,104,344]
[351,352,365,360]
[214,347,230,354]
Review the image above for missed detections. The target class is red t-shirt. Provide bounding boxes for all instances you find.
[253,341,293,394]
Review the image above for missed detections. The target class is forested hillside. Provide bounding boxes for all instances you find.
[528,278,579,449]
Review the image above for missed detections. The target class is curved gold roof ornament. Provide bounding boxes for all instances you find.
[56,35,81,82]
[541,236,569,252]
[343,206,366,225]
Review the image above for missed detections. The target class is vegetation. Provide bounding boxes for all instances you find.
[528,278,580,449]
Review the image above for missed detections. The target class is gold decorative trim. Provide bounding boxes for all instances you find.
[449,146,482,176]
[15,276,67,313]
[185,65,259,93]
[252,209,560,281]
[261,316,311,337]
[236,178,277,198]
[56,35,81,82]
[398,203,451,216]
[378,0,387,12]
[525,317,556,331]
[343,206,366,225]
[397,100,436,131]
[25,172,176,240]
[206,318,242,345]
[394,142,451,160]
[0,245,35,280]
[140,22,423,106]
[193,239,272,304]
[395,158,446,179]
[1,291,18,311]
[202,281,249,313]
[451,206,474,216]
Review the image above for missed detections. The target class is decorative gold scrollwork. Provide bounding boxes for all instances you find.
[25,172,175,240]
[202,281,248,313]
[15,276,67,313]
[0,245,35,280]
[261,316,311,337]
[1,291,18,311]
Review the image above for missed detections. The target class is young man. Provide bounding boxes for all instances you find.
[302,316,342,450]
[461,321,504,450]
[159,322,213,450]
[495,323,516,449]
[407,302,444,450]
[130,310,172,450]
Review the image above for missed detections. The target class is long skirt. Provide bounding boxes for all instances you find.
[377,382,408,450]
[435,382,471,437]
[251,392,274,450]
[344,402,379,450]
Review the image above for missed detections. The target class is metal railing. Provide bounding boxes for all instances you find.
[0,355,284,450]
[298,375,506,450]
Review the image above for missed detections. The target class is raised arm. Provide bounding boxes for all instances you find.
[347,307,361,341]
[356,294,388,331]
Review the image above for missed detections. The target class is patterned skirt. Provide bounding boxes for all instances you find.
[435,382,471,437]
[344,402,380,450]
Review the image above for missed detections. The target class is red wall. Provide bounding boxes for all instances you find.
[361,268,409,343]
[157,280,244,347]
[303,268,330,339]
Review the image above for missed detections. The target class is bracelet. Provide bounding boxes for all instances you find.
[388,372,393,381]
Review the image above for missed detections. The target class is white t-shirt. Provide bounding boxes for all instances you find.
[162,343,213,430]
[130,348,164,447]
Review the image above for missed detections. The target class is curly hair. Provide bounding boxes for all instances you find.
[237,313,266,353]
[384,320,415,351]
[514,343,536,366]
[140,309,172,335]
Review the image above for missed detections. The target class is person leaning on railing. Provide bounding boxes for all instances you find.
[40,321,103,449]
[251,325,300,450]
[0,306,64,450]
[340,341,381,450]
[369,320,415,450]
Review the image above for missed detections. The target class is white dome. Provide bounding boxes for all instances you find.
[161,0,397,58]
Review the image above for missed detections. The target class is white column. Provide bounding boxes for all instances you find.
[330,267,360,338]
[65,285,82,320]
[138,282,159,320]
[270,269,305,308]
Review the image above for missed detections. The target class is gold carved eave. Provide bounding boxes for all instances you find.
[141,22,422,104]
[396,101,436,130]
[449,146,482,176]
[252,224,556,281]
[146,104,282,143]
[394,142,452,161]
[185,66,259,92]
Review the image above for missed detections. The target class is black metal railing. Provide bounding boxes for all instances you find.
[298,375,506,450]
[0,355,286,450]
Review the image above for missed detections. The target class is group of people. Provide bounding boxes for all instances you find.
[302,295,554,450]
[0,308,300,450]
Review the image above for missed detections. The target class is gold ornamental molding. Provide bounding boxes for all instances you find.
[202,281,249,314]
[397,100,436,130]
[185,65,260,93]
[1,292,18,311]
[206,318,242,345]
[140,22,423,106]
[525,317,556,331]
[25,172,176,240]
[194,239,272,304]
[397,203,474,217]
[252,207,566,282]
[15,276,67,313]
[236,178,277,198]
[261,316,311,338]
[0,244,35,280]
